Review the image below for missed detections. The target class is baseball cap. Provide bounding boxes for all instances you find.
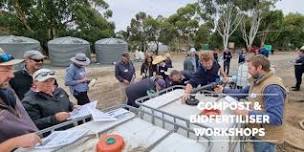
[24,50,45,60]
[0,48,24,66]
[33,68,56,82]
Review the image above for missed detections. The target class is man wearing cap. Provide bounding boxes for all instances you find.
[23,68,75,130]
[65,53,91,105]
[291,46,304,91]
[0,48,40,149]
[9,50,45,100]
[125,77,166,108]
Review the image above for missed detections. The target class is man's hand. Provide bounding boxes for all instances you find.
[73,105,81,110]
[15,133,41,148]
[223,76,229,83]
[214,85,224,94]
[55,112,70,122]
[123,80,130,85]
[78,77,88,83]
[233,109,249,116]
[182,84,192,102]
[182,93,190,102]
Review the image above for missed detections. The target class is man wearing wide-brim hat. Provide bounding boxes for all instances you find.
[291,46,304,91]
[64,53,91,105]
[0,48,40,151]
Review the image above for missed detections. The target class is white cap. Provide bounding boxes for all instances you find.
[33,68,56,82]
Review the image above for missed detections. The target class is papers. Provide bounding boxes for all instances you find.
[35,129,89,149]
[68,101,118,122]
[90,108,117,122]
[68,101,97,120]
[106,108,130,118]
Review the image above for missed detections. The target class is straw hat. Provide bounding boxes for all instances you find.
[152,55,166,65]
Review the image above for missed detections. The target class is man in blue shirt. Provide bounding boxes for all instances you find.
[182,51,228,100]
[65,53,91,105]
[214,55,287,152]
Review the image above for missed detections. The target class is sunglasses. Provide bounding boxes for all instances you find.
[31,59,44,63]
[34,71,55,80]
[0,52,14,63]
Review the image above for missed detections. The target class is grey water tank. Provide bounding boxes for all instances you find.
[48,36,91,67]
[0,35,41,59]
[95,38,128,64]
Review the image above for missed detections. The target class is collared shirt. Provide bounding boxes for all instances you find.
[0,87,38,143]
[9,66,33,100]
[115,61,135,82]
[65,63,89,94]
[22,88,73,130]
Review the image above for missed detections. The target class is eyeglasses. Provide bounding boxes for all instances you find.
[34,71,55,79]
[0,52,14,63]
[31,59,44,63]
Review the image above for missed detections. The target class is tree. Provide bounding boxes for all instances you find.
[0,0,114,51]
[276,13,304,49]
[198,0,243,49]
[167,4,199,52]
[239,0,278,50]
[257,10,283,47]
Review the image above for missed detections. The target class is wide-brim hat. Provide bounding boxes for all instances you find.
[0,48,24,66]
[70,53,90,66]
[152,55,166,65]
[300,46,304,50]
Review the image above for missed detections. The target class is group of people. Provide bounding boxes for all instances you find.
[0,44,302,152]
[0,48,93,151]
[115,48,293,152]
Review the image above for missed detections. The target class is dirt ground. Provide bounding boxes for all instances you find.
[51,51,304,152]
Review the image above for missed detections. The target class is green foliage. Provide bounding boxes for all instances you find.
[0,0,114,51]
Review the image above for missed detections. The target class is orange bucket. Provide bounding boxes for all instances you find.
[200,108,221,117]
[96,134,125,152]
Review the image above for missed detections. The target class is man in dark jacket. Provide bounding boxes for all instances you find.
[165,70,192,87]
[292,47,304,91]
[126,77,166,108]
[115,52,136,84]
[182,51,228,101]
[0,48,39,146]
[23,69,76,130]
[223,49,232,75]
[9,50,45,100]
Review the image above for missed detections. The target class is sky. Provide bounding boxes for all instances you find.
[104,0,304,32]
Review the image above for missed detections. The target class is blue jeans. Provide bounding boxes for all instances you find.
[253,141,276,152]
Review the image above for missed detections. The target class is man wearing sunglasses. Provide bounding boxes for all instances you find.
[0,48,40,151]
[10,50,45,100]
